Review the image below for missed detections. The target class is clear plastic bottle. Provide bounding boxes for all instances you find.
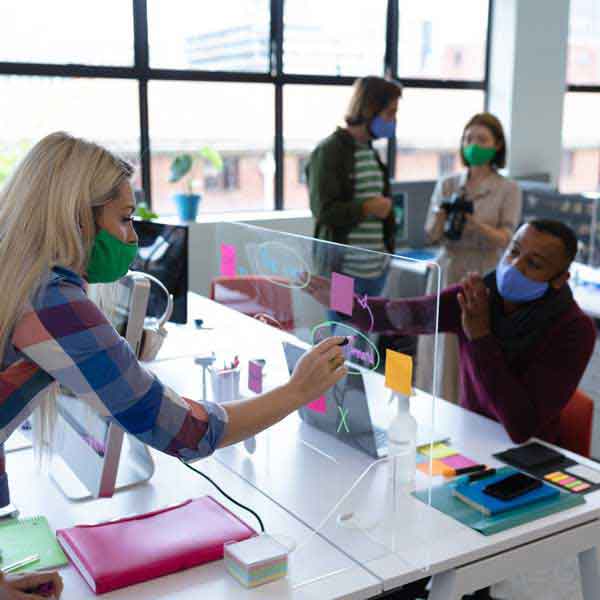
[387,393,417,486]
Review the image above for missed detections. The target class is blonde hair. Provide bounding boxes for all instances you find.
[0,132,133,461]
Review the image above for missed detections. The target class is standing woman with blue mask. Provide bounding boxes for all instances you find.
[0,133,347,599]
[306,76,402,299]
[416,113,522,405]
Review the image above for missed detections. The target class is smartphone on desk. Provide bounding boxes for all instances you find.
[483,472,542,501]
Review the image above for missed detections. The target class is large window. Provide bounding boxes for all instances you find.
[148,81,273,213]
[397,0,489,81]
[0,1,491,215]
[562,0,600,192]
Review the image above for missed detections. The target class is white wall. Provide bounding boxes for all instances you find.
[487,0,570,186]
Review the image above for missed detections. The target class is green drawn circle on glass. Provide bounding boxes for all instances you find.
[311,321,380,375]
[255,241,311,289]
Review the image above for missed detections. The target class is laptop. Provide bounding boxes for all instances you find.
[282,341,448,459]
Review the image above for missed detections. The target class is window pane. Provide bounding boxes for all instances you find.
[283,0,386,76]
[0,1,133,66]
[0,77,140,190]
[148,0,270,72]
[284,86,484,210]
[561,93,600,192]
[395,89,484,180]
[397,1,488,81]
[148,82,274,213]
[284,85,353,209]
[567,0,600,85]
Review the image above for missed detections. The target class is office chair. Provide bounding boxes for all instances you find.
[558,389,594,458]
[209,275,295,332]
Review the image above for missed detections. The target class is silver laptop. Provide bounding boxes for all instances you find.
[283,341,448,458]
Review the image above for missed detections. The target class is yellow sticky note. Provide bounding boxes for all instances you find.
[384,349,413,396]
[418,443,458,460]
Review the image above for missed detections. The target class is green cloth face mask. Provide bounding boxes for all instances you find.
[86,228,138,284]
[463,144,497,166]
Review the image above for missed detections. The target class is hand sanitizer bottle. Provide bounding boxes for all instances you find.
[388,393,417,485]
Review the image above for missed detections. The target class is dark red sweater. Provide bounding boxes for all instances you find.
[361,285,596,444]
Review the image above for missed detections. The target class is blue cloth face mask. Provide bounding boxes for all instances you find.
[495,259,550,303]
[369,116,396,139]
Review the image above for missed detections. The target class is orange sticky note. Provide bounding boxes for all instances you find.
[385,349,413,395]
[417,459,453,477]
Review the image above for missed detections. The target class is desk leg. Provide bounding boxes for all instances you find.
[429,571,462,600]
[579,546,600,600]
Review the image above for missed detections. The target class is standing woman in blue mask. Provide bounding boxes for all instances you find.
[0,132,347,599]
[306,76,402,299]
[417,113,522,405]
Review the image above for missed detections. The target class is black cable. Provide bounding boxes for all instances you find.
[179,457,265,533]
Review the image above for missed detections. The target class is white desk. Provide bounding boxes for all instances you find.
[149,293,600,599]
[8,448,380,600]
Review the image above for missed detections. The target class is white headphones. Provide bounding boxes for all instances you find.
[131,271,174,362]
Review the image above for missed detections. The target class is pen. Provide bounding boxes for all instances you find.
[3,553,40,574]
[468,468,497,482]
[453,464,487,476]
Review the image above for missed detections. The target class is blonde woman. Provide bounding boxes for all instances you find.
[0,132,346,598]
[417,113,522,405]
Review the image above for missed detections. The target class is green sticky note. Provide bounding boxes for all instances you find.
[418,443,458,460]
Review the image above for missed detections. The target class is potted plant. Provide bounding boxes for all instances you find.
[168,148,223,221]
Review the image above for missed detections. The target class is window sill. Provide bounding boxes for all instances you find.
[152,209,313,225]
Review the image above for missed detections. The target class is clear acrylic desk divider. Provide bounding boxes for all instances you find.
[210,222,441,588]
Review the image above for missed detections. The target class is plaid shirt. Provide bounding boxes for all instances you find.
[0,267,227,460]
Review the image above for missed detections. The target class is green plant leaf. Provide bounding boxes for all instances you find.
[199,146,223,171]
[168,154,193,182]
[134,203,159,220]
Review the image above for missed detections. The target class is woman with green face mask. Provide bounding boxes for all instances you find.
[417,113,522,406]
[0,133,348,598]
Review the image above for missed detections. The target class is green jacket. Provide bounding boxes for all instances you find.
[306,127,396,253]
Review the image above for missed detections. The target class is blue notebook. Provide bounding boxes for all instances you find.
[453,469,559,516]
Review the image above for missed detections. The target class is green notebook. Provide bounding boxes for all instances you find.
[413,467,585,535]
[0,516,67,572]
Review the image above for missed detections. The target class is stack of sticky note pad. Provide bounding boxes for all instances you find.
[417,443,481,477]
[224,534,288,588]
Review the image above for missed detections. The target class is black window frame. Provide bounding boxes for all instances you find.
[0,0,493,212]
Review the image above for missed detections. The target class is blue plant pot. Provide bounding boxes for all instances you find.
[173,193,201,221]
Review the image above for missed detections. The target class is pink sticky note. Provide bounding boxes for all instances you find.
[440,454,479,470]
[307,395,327,414]
[248,360,263,394]
[330,272,355,316]
[220,244,237,276]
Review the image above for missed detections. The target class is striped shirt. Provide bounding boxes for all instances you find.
[343,144,387,278]
[0,266,227,461]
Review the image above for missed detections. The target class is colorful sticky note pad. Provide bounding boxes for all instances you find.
[572,483,591,492]
[330,272,355,316]
[384,349,413,396]
[417,459,451,477]
[248,361,263,394]
[418,443,457,460]
[440,454,479,470]
[220,244,237,276]
[307,395,327,414]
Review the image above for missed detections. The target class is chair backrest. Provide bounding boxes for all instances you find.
[558,388,594,457]
[209,275,295,332]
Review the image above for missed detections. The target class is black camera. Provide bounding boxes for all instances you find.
[441,194,474,241]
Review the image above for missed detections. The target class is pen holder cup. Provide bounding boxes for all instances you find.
[209,367,241,403]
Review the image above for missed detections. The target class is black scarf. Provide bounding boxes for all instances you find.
[483,271,574,362]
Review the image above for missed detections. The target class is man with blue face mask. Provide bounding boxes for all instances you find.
[337,219,595,446]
